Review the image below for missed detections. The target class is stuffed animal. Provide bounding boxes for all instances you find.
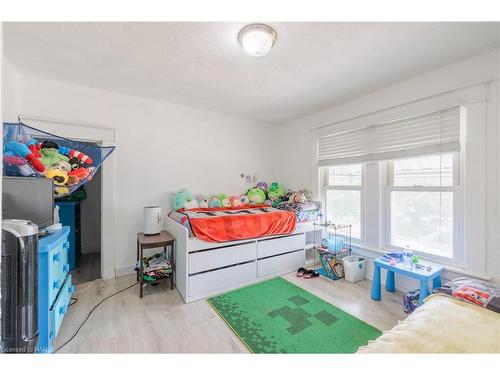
[39,148,69,168]
[229,196,242,208]
[68,167,91,184]
[196,194,209,208]
[184,196,200,210]
[239,194,250,205]
[256,181,268,191]
[219,193,231,208]
[247,188,266,204]
[54,186,69,198]
[3,152,36,176]
[268,182,286,207]
[58,146,93,165]
[69,158,83,171]
[4,141,45,172]
[170,189,197,210]
[52,160,72,173]
[289,191,307,204]
[209,195,222,208]
[45,169,69,186]
[298,189,312,201]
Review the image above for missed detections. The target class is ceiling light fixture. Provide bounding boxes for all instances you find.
[238,24,277,57]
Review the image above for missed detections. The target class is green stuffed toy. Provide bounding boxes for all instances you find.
[218,193,231,208]
[171,188,199,210]
[40,148,69,168]
[247,188,266,204]
[267,182,285,207]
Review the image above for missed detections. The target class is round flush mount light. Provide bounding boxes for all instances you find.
[238,24,277,57]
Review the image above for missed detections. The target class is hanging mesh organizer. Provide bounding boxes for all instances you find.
[3,122,115,198]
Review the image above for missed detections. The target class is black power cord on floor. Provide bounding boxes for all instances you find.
[54,282,139,353]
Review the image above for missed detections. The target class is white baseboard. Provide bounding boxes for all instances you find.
[116,265,136,278]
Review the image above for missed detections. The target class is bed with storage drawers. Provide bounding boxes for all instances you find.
[166,214,316,303]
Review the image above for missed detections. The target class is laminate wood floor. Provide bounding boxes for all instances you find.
[53,273,407,353]
[71,253,101,285]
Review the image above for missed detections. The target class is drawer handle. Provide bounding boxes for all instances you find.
[53,279,61,290]
[68,285,75,295]
[59,305,68,316]
[53,252,61,262]
[64,264,70,273]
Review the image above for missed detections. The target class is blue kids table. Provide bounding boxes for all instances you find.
[371,257,443,305]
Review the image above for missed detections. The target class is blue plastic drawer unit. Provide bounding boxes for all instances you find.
[55,202,81,270]
[37,226,74,353]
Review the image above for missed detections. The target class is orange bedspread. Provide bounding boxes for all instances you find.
[180,205,296,242]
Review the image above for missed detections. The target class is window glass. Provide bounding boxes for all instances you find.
[326,190,361,239]
[393,154,453,187]
[391,191,453,258]
[328,164,362,186]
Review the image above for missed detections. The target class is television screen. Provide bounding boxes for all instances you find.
[2,177,54,229]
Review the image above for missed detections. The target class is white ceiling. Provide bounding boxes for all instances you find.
[4,22,500,124]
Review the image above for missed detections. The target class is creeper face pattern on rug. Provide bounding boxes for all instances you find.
[268,295,338,334]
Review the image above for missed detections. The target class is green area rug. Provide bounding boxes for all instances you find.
[208,277,381,353]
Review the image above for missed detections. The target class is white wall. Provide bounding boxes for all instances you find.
[276,49,500,287]
[4,69,278,276]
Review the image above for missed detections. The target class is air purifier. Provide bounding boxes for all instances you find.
[144,206,161,235]
[1,219,39,353]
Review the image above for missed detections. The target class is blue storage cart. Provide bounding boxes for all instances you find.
[37,226,74,353]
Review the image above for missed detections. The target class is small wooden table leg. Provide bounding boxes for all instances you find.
[139,244,144,298]
[136,239,139,282]
[170,242,175,290]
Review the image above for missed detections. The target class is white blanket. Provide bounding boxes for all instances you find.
[358,294,500,353]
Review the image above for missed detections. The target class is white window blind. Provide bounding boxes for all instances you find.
[318,107,461,167]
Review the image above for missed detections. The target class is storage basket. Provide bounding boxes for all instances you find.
[343,255,366,282]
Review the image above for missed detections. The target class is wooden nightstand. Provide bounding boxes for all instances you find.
[136,230,175,298]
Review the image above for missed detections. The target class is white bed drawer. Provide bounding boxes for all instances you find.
[257,250,305,278]
[188,261,256,297]
[257,234,305,259]
[188,242,256,274]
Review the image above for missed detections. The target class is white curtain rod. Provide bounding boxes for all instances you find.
[313,80,493,132]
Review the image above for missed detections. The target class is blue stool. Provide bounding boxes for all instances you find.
[371,257,443,305]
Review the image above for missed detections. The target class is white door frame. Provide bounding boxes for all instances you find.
[18,115,117,279]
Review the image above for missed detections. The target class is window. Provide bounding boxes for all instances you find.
[323,164,362,239]
[386,153,459,259]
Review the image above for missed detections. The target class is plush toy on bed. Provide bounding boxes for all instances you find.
[239,194,250,205]
[219,193,231,208]
[247,188,266,204]
[229,196,242,208]
[288,191,307,204]
[267,182,286,207]
[209,195,222,208]
[196,194,209,208]
[171,189,199,210]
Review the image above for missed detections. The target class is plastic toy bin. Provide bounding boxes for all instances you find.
[343,255,366,282]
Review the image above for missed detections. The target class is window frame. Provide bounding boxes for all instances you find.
[383,152,462,265]
[321,164,365,243]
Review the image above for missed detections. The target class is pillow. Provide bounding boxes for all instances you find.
[434,277,500,313]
